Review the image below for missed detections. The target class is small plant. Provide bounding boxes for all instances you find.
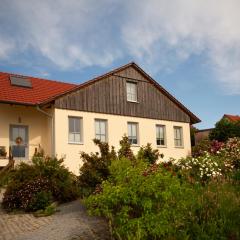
[79,139,117,196]
[29,191,53,212]
[118,134,135,161]
[137,143,163,164]
[0,146,7,157]
[34,203,57,217]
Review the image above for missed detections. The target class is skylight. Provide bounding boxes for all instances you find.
[10,76,32,88]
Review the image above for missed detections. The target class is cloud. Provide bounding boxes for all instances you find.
[0,0,240,94]
[0,38,15,59]
[121,0,240,94]
[0,0,122,69]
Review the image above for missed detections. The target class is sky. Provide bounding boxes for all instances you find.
[0,0,240,129]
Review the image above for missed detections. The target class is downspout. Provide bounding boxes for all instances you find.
[36,105,55,157]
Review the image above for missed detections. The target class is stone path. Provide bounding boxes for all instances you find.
[0,200,110,240]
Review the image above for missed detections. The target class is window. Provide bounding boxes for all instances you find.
[95,119,107,142]
[156,125,166,146]
[174,126,183,147]
[128,122,138,145]
[68,117,82,143]
[126,82,137,102]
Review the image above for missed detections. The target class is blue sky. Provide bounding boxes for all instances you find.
[0,0,240,129]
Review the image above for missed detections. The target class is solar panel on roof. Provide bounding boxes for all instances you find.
[10,76,32,88]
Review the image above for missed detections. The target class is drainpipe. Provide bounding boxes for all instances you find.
[36,105,55,157]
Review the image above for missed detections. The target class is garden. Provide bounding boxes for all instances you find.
[0,132,239,239]
[80,136,240,240]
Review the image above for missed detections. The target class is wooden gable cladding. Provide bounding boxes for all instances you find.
[55,66,191,123]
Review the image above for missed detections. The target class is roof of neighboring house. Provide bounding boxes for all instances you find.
[0,72,77,105]
[195,128,214,133]
[0,62,200,123]
[223,114,240,122]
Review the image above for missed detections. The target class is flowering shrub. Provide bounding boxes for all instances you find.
[2,177,52,211]
[192,139,225,157]
[2,155,79,212]
[175,154,224,183]
[85,158,240,240]
[221,137,240,169]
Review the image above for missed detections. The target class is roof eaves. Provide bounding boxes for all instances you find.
[0,100,36,106]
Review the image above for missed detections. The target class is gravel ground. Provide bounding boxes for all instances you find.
[0,199,111,240]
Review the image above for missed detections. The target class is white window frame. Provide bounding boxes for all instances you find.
[127,122,139,145]
[68,116,83,144]
[174,126,183,147]
[95,119,108,142]
[156,125,166,147]
[126,82,137,102]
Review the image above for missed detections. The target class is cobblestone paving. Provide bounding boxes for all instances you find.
[0,201,110,240]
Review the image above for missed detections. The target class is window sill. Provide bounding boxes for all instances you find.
[127,100,139,103]
[68,142,84,145]
[157,145,167,148]
[174,146,184,149]
[130,144,140,147]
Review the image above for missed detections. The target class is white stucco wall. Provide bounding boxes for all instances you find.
[54,108,191,174]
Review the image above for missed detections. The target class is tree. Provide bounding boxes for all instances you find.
[190,126,198,146]
[209,118,240,142]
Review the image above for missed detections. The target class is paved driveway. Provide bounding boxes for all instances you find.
[0,200,110,240]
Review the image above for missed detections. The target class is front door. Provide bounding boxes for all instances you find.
[10,125,28,159]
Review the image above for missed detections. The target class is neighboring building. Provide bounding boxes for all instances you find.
[222,114,240,122]
[194,114,240,145]
[195,128,214,145]
[0,62,200,174]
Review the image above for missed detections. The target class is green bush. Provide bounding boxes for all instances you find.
[85,159,194,239]
[79,139,117,196]
[29,191,53,212]
[137,143,163,164]
[85,157,240,240]
[209,118,240,142]
[2,155,79,212]
[188,181,240,240]
[118,135,135,161]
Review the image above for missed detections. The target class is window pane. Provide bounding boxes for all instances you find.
[69,118,75,132]
[174,127,182,146]
[128,123,138,144]
[95,121,100,135]
[127,82,137,101]
[12,127,19,140]
[69,117,82,143]
[100,135,106,142]
[19,128,26,141]
[128,124,132,136]
[100,121,106,134]
[95,120,107,142]
[69,133,75,142]
[74,133,81,143]
[156,125,165,146]
[74,118,80,132]
[131,124,137,137]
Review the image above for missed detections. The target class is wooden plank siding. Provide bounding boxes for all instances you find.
[55,66,191,123]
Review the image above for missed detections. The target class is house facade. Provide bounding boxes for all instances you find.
[0,63,200,174]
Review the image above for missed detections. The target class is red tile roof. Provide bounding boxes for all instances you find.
[0,72,77,105]
[223,114,240,122]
